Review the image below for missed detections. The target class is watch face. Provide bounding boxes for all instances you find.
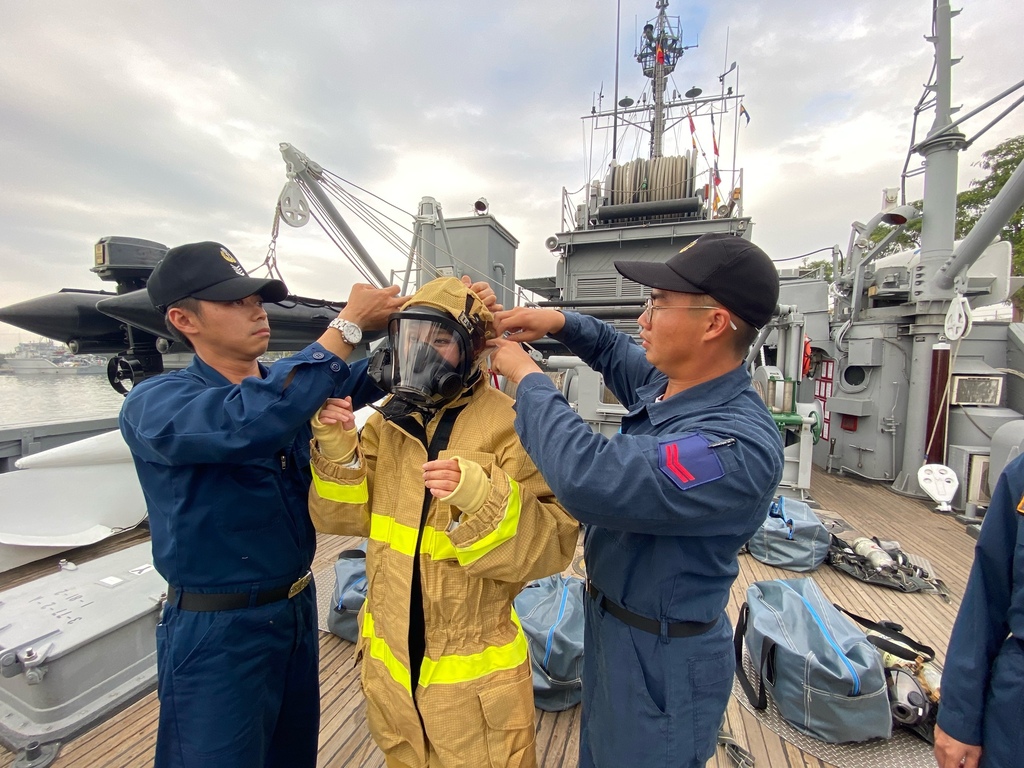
[343,323,362,344]
[332,318,361,344]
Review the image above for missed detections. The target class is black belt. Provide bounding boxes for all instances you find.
[168,571,313,612]
[586,582,717,638]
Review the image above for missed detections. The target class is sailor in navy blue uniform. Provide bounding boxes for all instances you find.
[490,233,784,768]
[935,453,1024,768]
[119,241,406,768]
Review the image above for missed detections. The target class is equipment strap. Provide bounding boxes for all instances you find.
[834,605,936,663]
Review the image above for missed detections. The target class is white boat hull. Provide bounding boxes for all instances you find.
[0,431,146,573]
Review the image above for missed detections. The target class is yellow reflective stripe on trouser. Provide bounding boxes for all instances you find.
[368,514,458,561]
[362,610,412,695]
[451,478,522,566]
[310,467,368,504]
[418,609,528,688]
[362,608,528,695]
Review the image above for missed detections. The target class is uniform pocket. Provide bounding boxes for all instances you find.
[478,670,536,768]
[169,611,228,675]
[689,647,734,752]
[218,463,280,531]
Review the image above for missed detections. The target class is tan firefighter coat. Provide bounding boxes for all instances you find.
[309,379,578,768]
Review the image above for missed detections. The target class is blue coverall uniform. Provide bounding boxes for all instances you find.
[511,312,784,768]
[938,452,1024,768]
[119,344,382,768]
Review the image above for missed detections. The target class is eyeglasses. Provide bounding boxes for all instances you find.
[643,298,738,330]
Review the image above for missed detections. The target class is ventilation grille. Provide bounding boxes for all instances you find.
[950,375,1003,406]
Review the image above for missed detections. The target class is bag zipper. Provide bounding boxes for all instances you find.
[780,583,862,695]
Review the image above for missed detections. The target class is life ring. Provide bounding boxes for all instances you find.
[802,337,813,377]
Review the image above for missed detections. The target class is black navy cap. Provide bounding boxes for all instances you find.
[146,241,288,312]
[614,233,779,328]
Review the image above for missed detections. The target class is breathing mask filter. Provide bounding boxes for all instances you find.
[368,277,492,415]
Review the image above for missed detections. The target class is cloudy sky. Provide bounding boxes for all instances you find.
[2,0,1022,351]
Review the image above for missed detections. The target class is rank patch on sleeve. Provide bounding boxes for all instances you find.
[1017,493,1024,515]
[658,434,726,491]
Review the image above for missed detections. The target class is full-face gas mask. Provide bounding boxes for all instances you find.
[368,306,481,413]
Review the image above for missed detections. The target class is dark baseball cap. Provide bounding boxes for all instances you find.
[614,233,779,327]
[146,241,289,312]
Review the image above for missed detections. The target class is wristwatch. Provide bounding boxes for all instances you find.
[328,317,362,345]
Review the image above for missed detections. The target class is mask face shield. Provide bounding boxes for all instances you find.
[381,310,474,409]
[887,667,933,726]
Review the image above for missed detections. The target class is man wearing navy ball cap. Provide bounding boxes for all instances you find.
[119,240,406,768]
[489,233,784,767]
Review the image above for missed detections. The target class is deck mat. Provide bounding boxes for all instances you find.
[732,649,935,768]
[314,557,338,634]
[817,513,853,535]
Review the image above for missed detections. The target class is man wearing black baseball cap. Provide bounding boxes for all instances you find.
[146,241,289,312]
[119,241,497,768]
[488,233,783,768]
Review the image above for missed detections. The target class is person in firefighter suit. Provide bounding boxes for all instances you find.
[934,452,1024,768]
[308,276,579,768]
[489,233,785,768]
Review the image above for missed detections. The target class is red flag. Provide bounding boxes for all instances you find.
[687,112,697,149]
[656,45,665,65]
[712,131,719,158]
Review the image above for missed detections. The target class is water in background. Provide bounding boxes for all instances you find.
[0,375,125,428]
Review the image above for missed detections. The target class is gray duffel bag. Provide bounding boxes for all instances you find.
[514,574,584,712]
[734,577,892,743]
[327,545,368,643]
[747,496,829,572]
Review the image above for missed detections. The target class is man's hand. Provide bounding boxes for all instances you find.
[486,337,543,384]
[933,725,981,768]
[461,275,503,314]
[493,307,565,342]
[423,459,462,498]
[341,284,405,331]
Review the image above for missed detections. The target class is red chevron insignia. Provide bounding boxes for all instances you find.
[664,442,695,483]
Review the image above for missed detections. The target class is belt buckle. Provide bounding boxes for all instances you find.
[287,571,313,599]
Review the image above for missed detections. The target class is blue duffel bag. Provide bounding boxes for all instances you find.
[514,574,585,712]
[747,496,829,572]
[734,577,892,743]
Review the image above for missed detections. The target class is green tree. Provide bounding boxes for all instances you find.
[870,134,1024,306]
[800,258,833,282]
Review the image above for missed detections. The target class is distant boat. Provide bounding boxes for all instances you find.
[1,358,106,376]
[0,341,106,376]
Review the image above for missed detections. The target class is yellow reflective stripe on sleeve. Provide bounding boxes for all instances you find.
[368,514,458,561]
[310,467,368,505]
[451,478,522,566]
[363,608,528,693]
[362,610,412,696]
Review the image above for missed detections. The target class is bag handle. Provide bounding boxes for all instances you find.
[834,604,935,663]
[733,602,770,710]
[766,497,795,539]
[337,548,367,561]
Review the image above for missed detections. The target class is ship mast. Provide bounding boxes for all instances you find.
[892,0,968,497]
[637,0,682,159]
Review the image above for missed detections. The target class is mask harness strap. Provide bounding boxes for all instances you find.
[406,405,467,692]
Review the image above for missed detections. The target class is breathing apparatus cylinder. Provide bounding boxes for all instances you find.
[852,537,896,572]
